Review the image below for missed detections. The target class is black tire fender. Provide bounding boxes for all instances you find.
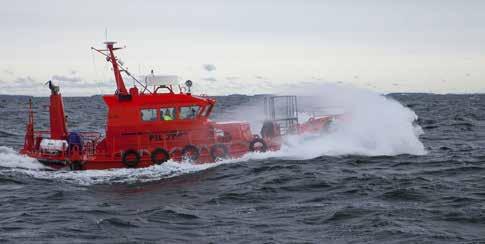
[122,149,141,168]
[210,144,229,161]
[181,145,200,161]
[249,138,268,152]
[151,148,170,165]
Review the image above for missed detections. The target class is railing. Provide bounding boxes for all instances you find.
[31,125,251,161]
[32,131,102,157]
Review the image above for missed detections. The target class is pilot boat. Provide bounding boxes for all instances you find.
[20,41,336,170]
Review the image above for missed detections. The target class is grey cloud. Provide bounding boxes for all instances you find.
[261,80,274,86]
[0,76,42,89]
[300,81,318,86]
[63,79,116,89]
[202,64,216,72]
[0,75,117,96]
[52,75,82,83]
[97,79,116,87]
[203,77,217,82]
[14,76,37,85]
[3,69,14,75]
[226,76,239,81]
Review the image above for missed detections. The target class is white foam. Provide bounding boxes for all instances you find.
[21,152,294,186]
[0,146,281,186]
[0,146,246,185]
[0,146,47,169]
[278,83,426,157]
[21,160,226,185]
[215,83,425,158]
[227,83,426,158]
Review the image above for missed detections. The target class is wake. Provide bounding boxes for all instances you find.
[0,146,276,185]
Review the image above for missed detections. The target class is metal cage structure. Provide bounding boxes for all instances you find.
[264,96,299,135]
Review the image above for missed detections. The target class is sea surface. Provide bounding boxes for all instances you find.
[0,93,484,243]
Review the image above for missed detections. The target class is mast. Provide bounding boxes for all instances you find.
[91,41,153,96]
[92,41,152,96]
[22,98,35,152]
[105,41,128,96]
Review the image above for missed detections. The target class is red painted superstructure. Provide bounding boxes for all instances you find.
[20,42,336,170]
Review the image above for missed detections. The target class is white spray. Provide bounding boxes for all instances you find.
[222,83,426,158]
[0,146,47,170]
[279,84,426,158]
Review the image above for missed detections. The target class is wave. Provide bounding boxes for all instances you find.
[223,84,426,158]
[288,84,426,157]
[0,129,19,138]
[0,146,276,185]
[0,146,47,169]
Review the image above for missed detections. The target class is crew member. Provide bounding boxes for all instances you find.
[163,110,173,121]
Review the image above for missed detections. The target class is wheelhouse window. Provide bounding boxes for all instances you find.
[199,106,207,117]
[141,109,157,121]
[180,105,200,120]
[160,107,176,121]
[203,105,213,117]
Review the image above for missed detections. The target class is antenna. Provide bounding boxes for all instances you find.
[105,28,108,41]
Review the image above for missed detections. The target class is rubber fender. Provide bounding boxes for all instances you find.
[122,149,141,168]
[249,138,268,152]
[151,148,170,165]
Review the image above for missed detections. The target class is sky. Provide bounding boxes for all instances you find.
[0,0,484,96]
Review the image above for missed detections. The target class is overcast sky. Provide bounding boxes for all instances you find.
[0,0,484,96]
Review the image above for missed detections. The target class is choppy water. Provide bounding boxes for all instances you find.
[1,93,485,243]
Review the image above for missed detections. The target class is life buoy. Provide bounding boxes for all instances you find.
[210,144,229,161]
[249,138,268,152]
[122,149,141,168]
[151,148,170,165]
[181,145,200,162]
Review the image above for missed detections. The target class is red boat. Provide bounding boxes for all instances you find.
[20,42,336,170]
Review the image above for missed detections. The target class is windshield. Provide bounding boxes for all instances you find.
[180,106,200,120]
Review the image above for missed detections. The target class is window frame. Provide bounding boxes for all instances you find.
[204,104,213,117]
[179,105,201,120]
[159,106,177,121]
[140,108,158,122]
[198,105,207,117]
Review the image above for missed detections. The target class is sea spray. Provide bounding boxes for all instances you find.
[286,83,426,157]
[0,146,46,169]
[224,83,426,157]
